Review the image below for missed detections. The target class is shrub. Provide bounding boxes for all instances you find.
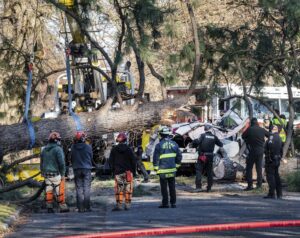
[286,170,300,192]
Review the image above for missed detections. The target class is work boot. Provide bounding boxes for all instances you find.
[125,203,131,211]
[59,203,70,213]
[171,204,176,208]
[263,194,275,199]
[47,208,54,213]
[112,204,122,211]
[158,204,169,208]
[244,186,254,191]
[142,179,149,183]
[206,188,212,193]
[194,188,202,193]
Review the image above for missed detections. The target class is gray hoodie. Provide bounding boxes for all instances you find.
[71,143,93,170]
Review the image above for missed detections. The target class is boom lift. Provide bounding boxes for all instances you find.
[53,0,135,116]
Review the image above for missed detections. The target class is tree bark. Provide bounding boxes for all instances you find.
[185,0,201,94]
[0,99,186,155]
[147,63,167,100]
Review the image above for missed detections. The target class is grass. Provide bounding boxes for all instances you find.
[0,203,17,231]
[285,170,300,192]
[133,185,152,197]
[176,176,196,186]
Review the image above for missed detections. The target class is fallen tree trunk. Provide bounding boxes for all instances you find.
[0,99,186,155]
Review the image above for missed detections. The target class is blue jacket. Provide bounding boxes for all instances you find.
[71,142,93,170]
[153,138,182,175]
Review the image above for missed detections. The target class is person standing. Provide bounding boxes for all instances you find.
[40,132,69,213]
[272,110,287,143]
[193,124,223,192]
[71,131,93,212]
[264,125,283,199]
[109,132,136,211]
[153,127,182,208]
[242,118,269,190]
[135,146,149,183]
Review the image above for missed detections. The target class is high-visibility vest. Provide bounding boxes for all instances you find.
[272,118,287,143]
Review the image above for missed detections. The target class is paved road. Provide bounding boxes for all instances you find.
[5,182,300,238]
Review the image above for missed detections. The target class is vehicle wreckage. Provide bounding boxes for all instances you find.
[144,109,250,181]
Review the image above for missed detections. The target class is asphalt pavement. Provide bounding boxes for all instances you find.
[4,181,300,238]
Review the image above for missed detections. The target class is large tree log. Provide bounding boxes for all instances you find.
[0,99,186,155]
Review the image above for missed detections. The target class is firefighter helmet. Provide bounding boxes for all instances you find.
[159,126,171,136]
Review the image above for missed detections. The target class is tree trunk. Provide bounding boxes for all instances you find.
[0,99,185,155]
[283,80,295,158]
[185,0,201,94]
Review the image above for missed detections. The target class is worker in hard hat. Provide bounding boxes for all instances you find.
[40,132,69,213]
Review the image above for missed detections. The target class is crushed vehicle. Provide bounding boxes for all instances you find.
[143,109,249,181]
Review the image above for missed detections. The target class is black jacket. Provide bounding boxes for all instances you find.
[194,131,223,154]
[265,132,282,164]
[71,142,93,170]
[242,125,269,156]
[109,143,136,176]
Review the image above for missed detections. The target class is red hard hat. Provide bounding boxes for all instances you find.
[116,132,127,142]
[48,131,61,141]
[75,131,86,141]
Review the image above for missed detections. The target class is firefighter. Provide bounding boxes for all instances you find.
[109,132,136,211]
[193,124,223,192]
[71,131,93,212]
[242,118,269,190]
[40,132,69,213]
[264,125,283,199]
[153,127,182,208]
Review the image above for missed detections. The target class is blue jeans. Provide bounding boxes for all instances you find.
[74,169,92,210]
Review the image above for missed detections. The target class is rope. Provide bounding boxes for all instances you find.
[66,48,83,131]
[63,15,83,132]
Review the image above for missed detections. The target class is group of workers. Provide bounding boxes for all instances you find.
[39,113,287,213]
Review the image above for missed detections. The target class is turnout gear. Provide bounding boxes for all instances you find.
[109,142,136,210]
[153,137,182,207]
[264,131,283,199]
[193,131,223,191]
[242,118,269,189]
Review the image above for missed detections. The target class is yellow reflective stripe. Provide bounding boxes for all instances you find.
[157,168,177,174]
[176,164,181,168]
[159,153,177,159]
[154,166,159,170]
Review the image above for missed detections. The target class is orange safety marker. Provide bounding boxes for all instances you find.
[60,220,300,238]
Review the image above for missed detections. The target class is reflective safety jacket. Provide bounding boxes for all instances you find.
[272,118,287,143]
[153,138,182,175]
